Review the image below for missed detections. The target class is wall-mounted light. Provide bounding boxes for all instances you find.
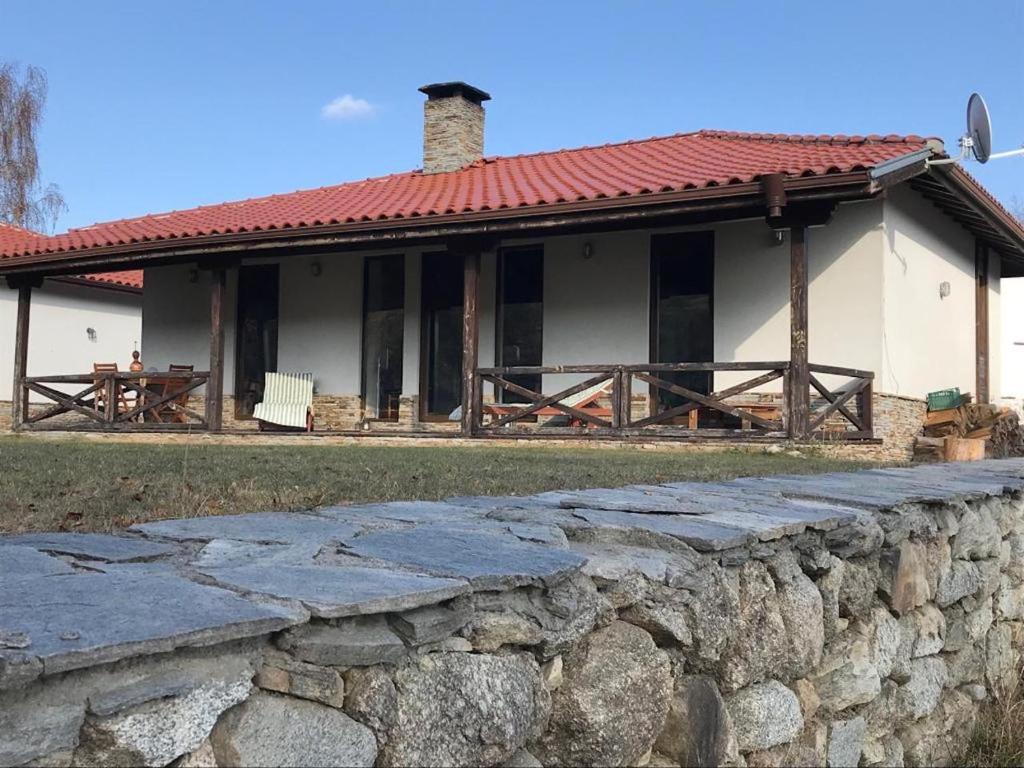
[311,261,323,277]
[187,268,199,284]
[86,327,97,342]
[939,281,951,299]
[773,229,787,247]
[582,242,594,260]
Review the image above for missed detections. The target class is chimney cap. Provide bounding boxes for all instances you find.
[419,81,491,105]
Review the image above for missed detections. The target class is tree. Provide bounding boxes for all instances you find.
[1011,196,1024,224]
[0,62,65,232]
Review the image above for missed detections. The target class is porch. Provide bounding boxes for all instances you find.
[7,215,878,443]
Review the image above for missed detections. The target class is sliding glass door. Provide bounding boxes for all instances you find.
[361,255,405,421]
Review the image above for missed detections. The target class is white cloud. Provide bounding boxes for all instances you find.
[321,94,376,121]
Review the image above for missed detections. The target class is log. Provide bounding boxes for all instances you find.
[943,437,986,462]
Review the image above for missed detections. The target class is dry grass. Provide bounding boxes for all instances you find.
[0,435,881,534]
[961,678,1024,767]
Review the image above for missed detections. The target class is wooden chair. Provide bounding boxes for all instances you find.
[93,363,129,415]
[165,364,195,423]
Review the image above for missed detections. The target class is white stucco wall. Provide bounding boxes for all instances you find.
[880,185,1000,401]
[0,280,142,401]
[141,265,236,394]
[137,185,1000,412]
[1001,277,1024,403]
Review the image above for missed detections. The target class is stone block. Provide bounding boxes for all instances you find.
[389,601,473,645]
[534,621,671,767]
[725,680,803,752]
[343,666,398,744]
[655,675,737,768]
[210,691,377,767]
[256,649,344,708]
[278,616,407,667]
[827,717,866,768]
[381,652,548,767]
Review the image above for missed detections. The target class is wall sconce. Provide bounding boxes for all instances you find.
[311,261,323,277]
[939,281,951,299]
[582,242,594,260]
[86,327,97,342]
[187,268,199,284]
[773,229,787,247]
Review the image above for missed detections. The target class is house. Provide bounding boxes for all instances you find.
[0,223,143,431]
[1,82,1022,458]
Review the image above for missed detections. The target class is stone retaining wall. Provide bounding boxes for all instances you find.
[3,461,1024,767]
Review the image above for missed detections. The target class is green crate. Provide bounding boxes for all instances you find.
[927,388,962,412]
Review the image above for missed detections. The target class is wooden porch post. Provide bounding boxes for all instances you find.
[975,239,990,404]
[461,248,481,436]
[11,284,32,430]
[206,268,227,432]
[788,226,810,438]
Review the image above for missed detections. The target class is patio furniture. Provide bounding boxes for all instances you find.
[92,363,130,415]
[253,372,315,432]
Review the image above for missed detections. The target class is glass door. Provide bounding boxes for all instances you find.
[361,255,405,421]
[420,251,464,418]
[496,246,544,402]
[650,232,714,418]
[234,265,280,418]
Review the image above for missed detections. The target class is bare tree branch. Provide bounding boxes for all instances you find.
[0,62,66,233]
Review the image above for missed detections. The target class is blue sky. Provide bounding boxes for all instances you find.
[5,0,1023,231]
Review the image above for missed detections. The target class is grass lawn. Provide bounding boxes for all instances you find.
[0,435,883,534]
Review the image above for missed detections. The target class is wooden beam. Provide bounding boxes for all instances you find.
[206,268,227,431]
[976,239,990,403]
[789,226,810,438]
[11,285,31,430]
[460,249,481,435]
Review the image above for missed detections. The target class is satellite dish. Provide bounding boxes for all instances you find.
[967,93,992,163]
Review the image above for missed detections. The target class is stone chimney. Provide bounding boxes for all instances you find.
[419,82,491,174]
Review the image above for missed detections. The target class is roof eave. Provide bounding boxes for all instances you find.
[0,172,878,278]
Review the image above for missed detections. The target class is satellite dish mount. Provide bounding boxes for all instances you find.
[929,92,1024,166]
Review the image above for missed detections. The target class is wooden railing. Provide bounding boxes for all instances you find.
[473,362,874,440]
[17,371,211,430]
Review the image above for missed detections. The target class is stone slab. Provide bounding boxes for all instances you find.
[279,616,408,666]
[557,488,713,515]
[0,545,75,577]
[344,525,586,589]
[568,508,756,552]
[190,540,321,569]
[0,572,305,687]
[200,564,469,618]
[132,512,359,544]
[319,501,482,524]
[1,533,175,562]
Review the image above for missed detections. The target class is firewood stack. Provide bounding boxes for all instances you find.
[914,398,1024,461]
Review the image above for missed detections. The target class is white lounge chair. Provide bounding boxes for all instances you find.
[253,372,315,431]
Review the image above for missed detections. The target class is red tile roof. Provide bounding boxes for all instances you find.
[77,270,144,289]
[0,131,933,261]
[1,224,143,288]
